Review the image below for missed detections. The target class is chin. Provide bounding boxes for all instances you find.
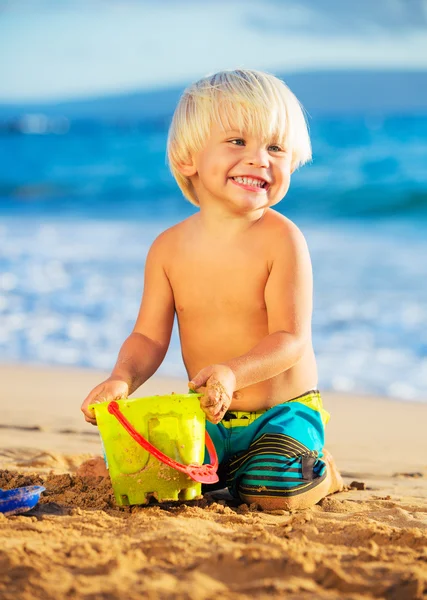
[233,202,270,214]
[234,195,271,212]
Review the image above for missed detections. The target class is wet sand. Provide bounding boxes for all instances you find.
[1,364,426,599]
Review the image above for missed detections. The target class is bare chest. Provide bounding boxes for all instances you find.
[168,247,270,319]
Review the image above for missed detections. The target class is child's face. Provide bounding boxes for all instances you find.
[185,120,293,214]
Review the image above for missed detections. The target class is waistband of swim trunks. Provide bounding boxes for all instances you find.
[221,389,322,427]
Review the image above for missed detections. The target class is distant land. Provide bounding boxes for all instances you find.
[0,70,426,122]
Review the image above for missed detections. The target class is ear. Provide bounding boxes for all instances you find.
[176,157,197,177]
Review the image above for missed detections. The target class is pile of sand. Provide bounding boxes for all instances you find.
[1,369,427,599]
[1,468,427,600]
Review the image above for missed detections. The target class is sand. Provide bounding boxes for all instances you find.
[1,364,427,600]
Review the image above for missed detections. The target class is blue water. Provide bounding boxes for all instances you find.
[0,113,426,400]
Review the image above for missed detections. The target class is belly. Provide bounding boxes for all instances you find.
[178,309,268,374]
[228,350,318,411]
[178,310,318,411]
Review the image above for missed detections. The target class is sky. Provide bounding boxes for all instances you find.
[1,0,427,102]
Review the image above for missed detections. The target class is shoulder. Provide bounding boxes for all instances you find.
[148,216,195,257]
[261,210,310,258]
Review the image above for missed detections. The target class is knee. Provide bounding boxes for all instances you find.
[232,453,331,511]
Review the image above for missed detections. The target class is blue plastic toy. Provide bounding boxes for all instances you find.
[0,486,46,516]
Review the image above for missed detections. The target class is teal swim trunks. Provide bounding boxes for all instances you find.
[205,389,330,500]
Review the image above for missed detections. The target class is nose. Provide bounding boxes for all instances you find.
[244,146,269,168]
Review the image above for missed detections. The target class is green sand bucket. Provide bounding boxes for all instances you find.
[90,394,218,506]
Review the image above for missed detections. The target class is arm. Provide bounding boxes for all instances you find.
[81,233,175,423]
[190,222,313,420]
[223,223,313,389]
[111,233,176,393]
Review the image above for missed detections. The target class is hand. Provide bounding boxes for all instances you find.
[189,364,236,424]
[81,377,129,425]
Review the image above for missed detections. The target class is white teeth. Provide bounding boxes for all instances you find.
[233,176,265,188]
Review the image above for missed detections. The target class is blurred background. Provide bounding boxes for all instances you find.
[0,0,426,401]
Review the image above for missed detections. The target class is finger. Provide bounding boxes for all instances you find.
[208,380,230,403]
[84,414,97,425]
[208,384,221,402]
[200,404,217,422]
[212,403,227,420]
[81,404,94,419]
[208,392,228,413]
[205,400,226,422]
[189,366,213,390]
[200,391,218,405]
[210,416,222,425]
[203,382,223,406]
[81,390,108,423]
[206,410,224,425]
[81,397,103,418]
[81,386,104,412]
[200,394,221,409]
[82,404,97,420]
[205,411,219,424]
[213,400,226,414]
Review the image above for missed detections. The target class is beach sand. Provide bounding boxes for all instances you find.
[1,364,426,599]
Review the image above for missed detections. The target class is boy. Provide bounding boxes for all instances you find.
[80,69,343,510]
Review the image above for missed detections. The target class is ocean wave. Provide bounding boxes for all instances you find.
[0,217,426,400]
[1,114,426,220]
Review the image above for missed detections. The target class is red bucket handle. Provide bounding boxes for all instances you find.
[107,401,219,484]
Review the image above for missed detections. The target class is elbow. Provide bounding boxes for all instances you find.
[277,330,310,364]
[129,331,169,360]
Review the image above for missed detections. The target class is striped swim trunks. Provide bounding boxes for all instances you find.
[205,389,330,500]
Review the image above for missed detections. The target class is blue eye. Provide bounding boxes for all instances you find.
[230,138,245,146]
[268,144,282,152]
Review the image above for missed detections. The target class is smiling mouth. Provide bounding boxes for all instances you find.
[230,176,269,191]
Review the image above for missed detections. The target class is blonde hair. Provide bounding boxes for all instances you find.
[167,69,311,206]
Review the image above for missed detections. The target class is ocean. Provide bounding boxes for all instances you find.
[0,112,426,400]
